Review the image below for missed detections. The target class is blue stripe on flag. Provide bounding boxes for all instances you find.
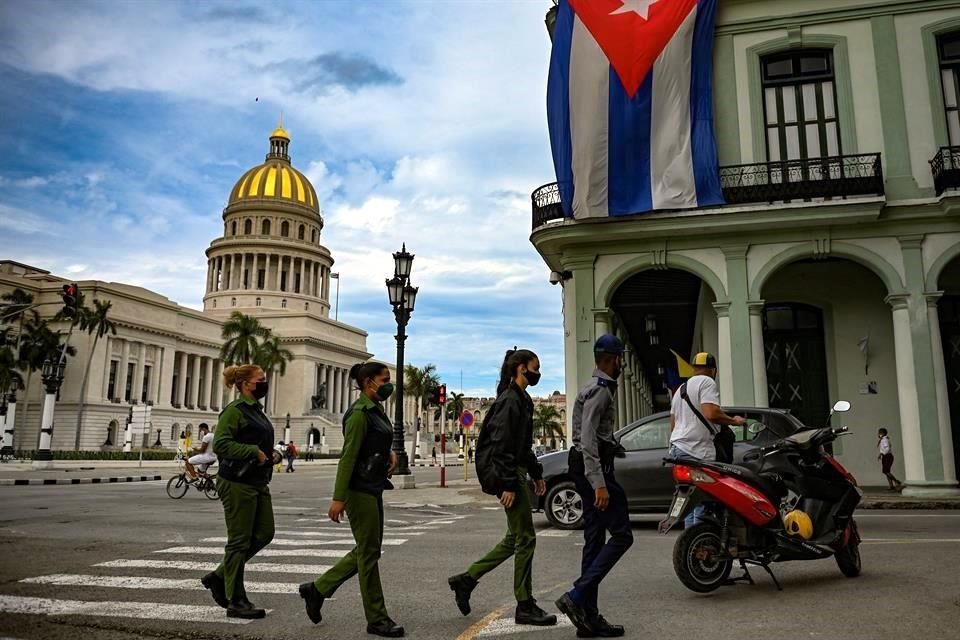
[547,0,576,217]
[690,0,725,207]
[608,68,652,216]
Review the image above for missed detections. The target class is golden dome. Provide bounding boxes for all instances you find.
[227,127,319,213]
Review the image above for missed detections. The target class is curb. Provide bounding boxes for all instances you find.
[860,499,960,510]
[0,475,163,486]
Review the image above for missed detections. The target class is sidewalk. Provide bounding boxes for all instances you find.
[859,487,960,510]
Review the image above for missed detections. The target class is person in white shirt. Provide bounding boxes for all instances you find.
[186,424,216,479]
[877,428,903,491]
[669,353,745,526]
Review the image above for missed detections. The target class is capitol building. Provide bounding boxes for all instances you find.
[0,124,412,454]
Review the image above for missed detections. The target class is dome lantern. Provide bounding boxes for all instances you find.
[267,113,291,162]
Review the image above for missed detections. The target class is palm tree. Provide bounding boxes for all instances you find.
[0,331,25,399]
[404,363,439,431]
[73,299,117,450]
[255,335,294,377]
[446,392,466,422]
[1,288,34,371]
[18,319,76,446]
[533,403,565,447]
[220,312,269,364]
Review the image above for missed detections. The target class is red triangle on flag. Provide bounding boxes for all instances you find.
[569,0,698,97]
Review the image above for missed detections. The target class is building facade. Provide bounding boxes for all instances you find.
[0,126,417,455]
[532,0,960,495]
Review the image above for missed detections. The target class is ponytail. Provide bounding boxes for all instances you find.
[497,348,538,395]
[351,361,388,390]
[223,364,260,390]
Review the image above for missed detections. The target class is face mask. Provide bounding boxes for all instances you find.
[376,382,395,401]
[523,370,541,386]
[252,380,269,400]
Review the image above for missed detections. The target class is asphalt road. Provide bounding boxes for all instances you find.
[0,464,958,640]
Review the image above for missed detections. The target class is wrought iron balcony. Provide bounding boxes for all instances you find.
[531,153,885,230]
[931,146,960,196]
[719,153,884,205]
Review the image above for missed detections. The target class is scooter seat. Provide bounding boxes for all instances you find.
[708,461,786,501]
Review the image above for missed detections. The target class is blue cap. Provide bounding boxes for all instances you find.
[594,334,625,355]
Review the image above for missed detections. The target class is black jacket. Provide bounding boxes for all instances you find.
[475,382,543,496]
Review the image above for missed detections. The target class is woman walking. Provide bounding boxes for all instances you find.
[299,362,403,637]
[202,364,277,619]
[448,349,557,627]
[878,428,904,491]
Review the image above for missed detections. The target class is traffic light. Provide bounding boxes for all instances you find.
[428,386,440,405]
[438,384,446,406]
[60,283,79,318]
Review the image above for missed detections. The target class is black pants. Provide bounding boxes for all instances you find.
[572,472,633,616]
[286,457,295,472]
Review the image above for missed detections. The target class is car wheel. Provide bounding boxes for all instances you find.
[544,480,583,530]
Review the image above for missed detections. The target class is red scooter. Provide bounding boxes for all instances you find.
[659,401,862,593]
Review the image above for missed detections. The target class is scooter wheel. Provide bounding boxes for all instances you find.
[673,523,733,593]
[835,520,862,577]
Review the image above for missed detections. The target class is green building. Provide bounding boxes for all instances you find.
[531,0,960,495]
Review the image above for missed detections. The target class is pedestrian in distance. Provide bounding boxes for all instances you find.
[275,441,285,474]
[299,362,404,638]
[448,349,557,627]
[878,428,904,491]
[185,423,216,480]
[286,440,298,473]
[432,446,437,466]
[556,335,632,638]
[202,364,278,620]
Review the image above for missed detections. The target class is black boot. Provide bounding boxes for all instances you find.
[298,582,325,624]
[226,599,265,619]
[556,593,593,634]
[448,573,477,616]
[515,599,558,626]
[367,617,404,637]
[577,614,625,638]
[200,572,228,609]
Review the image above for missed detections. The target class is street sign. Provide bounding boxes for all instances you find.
[459,411,474,428]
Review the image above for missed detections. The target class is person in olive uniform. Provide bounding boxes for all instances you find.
[298,362,404,638]
[448,349,557,627]
[200,364,277,619]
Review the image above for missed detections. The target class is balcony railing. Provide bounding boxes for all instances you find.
[931,146,960,196]
[719,153,884,205]
[532,153,886,230]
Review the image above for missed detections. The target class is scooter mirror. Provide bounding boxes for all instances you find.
[831,400,851,414]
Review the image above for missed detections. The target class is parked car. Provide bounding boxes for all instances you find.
[530,407,807,529]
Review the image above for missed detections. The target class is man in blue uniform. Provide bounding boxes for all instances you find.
[556,335,632,637]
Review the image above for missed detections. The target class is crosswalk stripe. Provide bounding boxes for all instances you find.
[199,537,407,546]
[155,547,349,558]
[21,574,299,595]
[0,594,259,625]
[95,559,332,575]
[475,616,574,637]
[275,529,423,538]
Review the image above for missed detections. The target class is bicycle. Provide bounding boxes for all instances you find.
[166,452,219,500]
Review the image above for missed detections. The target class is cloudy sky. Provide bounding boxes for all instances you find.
[0,0,567,397]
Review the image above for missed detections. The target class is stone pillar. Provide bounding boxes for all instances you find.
[202,357,214,409]
[117,339,130,402]
[748,301,769,408]
[888,294,927,490]
[101,336,112,398]
[240,253,247,290]
[321,266,328,299]
[713,302,734,403]
[158,346,176,408]
[206,260,213,294]
[304,260,312,298]
[216,360,226,410]
[331,367,341,414]
[147,345,160,404]
[176,351,188,407]
[723,246,755,405]
[275,254,283,291]
[926,292,958,485]
[132,342,146,404]
[191,355,202,409]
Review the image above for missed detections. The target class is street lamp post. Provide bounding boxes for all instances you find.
[32,358,66,470]
[386,244,418,483]
[1,390,17,459]
[284,413,292,445]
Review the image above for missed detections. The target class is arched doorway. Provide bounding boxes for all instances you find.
[105,420,118,447]
[308,427,321,449]
[937,256,960,481]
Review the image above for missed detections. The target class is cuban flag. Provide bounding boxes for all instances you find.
[547,0,724,219]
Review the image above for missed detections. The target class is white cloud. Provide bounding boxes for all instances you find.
[330,196,400,233]
[64,264,88,274]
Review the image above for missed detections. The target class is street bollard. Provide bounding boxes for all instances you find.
[440,433,446,488]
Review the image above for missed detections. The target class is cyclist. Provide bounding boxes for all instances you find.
[186,423,216,479]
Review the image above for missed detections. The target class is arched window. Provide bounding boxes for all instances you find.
[105,420,118,446]
[231,221,237,236]
[761,49,840,161]
[171,423,181,442]
[305,302,310,310]
[281,299,288,309]
[298,224,305,240]
[938,32,960,145]
[212,299,217,308]
[262,219,271,235]
[281,220,290,237]
[312,229,318,243]
[244,219,253,234]
[256,297,261,307]
[231,297,237,307]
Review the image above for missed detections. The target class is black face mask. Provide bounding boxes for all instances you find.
[252,380,269,400]
[524,370,541,387]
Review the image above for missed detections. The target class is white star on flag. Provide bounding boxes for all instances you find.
[609,0,659,20]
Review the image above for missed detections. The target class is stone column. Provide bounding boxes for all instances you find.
[331,367,341,414]
[341,369,350,410]
[275,254,283,290]
[101,336,112,398]
[117,339,130,402]
[191,355,202,409]
[723,246,755,405]
[888,294,927,489]
[304,259,312,298]
[712,302,734,404]
[202,357,214,410]
[926,292,958,485]
[147,345,160,404]
[748,301,769,408]
[176,352,188,407]
[240,253,247,290]
[132,342,146,404]
[321,266,328,299]
[158,346,176,408]
[216,360,226,410]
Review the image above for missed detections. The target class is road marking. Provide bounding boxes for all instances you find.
[854,513,960,517]
[457,605,510,640]
[475,617,574,637]
[95,559,333,575]
[538,530,573,537]
[200,537,407,546]
[21,574,300,594]
[155,547,349,558]
[275,529,422,537]
[861,538,960,544]
[0,594,258,624]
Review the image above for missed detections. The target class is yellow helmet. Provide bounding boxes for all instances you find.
[784,510,814,539]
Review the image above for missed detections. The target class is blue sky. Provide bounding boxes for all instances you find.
[0,0,566,397]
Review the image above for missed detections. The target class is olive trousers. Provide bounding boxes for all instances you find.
[214,477,275,602]
[466,481,536,602]
[314,490,390,624]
